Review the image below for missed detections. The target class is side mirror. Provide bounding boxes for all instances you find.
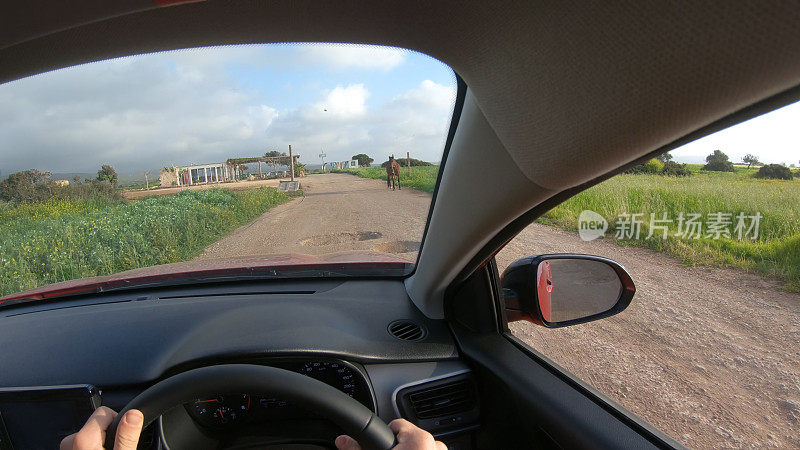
[502,254,635,327]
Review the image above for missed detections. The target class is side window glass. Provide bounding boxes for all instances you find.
[500,103,800,448]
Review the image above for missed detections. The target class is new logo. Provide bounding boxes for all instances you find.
[578,210,608,241]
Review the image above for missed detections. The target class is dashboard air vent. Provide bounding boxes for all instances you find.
[388,320,425,341]
[407,379,475,419]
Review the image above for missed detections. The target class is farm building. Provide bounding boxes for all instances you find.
[159,163,240,187]
[158,152,301,187]
[325,160,359,170]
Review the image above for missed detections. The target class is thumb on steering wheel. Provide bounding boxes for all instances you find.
[113,409,143,450]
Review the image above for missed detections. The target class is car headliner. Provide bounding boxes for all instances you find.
[3,1,800,316]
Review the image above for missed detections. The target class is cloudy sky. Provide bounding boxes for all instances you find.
[3,42,798,177]
[671,100,800,166]
[0,44,457,175]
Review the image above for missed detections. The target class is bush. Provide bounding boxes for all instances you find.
[0,169,52,202]
[660,161,692,177]
[0,169,121,203]
[62,179,121,202]
[703,150,735,172]
[97,164,118,185]
[704,160,735,172]
[656,152,673,163]
[754,164,795,180]
[625,158,664,174]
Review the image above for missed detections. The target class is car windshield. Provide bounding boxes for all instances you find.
[0,44,457,298]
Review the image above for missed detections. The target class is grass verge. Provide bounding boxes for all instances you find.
[0,188,291,296]
[541,173,800,289]
[332,166,439,193]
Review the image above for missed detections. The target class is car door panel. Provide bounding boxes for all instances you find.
[445,262,681,449]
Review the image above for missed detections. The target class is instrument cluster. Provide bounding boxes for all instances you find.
[184,359,373,428]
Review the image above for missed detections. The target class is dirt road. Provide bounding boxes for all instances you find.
[198,173,431,261]
[200,173,800,448]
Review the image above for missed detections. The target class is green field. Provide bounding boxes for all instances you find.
[339,165,800,289]
[0,188,291,297]
[333,166,440,193]
[542,172,800,289]
[685,163,765,175]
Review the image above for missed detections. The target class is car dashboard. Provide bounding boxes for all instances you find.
[0,279,478,449]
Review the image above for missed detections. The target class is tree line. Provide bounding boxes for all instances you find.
[702,150,795,179]
[310,153,433,169]
[627,150,797,180]
[351,154,433,168]
[0,165,121,203]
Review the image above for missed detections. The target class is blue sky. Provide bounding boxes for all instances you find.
[0,44,457,174]
[226,45,455,110]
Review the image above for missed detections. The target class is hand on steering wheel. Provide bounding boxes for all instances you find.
[101,364,397,450]
[60,406,144,450]
[336,419,447,450]
[62,406,445,450]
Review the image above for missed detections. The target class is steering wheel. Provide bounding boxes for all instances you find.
[104,364,396,450]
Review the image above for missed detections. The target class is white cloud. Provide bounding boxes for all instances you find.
[296,45,407,71]
[372,80,457,161]
[394,79,457,108]
[258,79,455,165]
[307,84,369,120]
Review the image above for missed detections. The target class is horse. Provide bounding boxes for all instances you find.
[386,155,401,190]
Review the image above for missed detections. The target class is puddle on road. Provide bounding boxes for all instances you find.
[300,231,383,246]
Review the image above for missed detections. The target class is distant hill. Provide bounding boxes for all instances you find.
[50,173,93,182]
[116,172,162,187]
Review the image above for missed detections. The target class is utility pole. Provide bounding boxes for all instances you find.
[319,149,326,172]
[144,171,150,189]
[407,152,411,176]
[289,144,295,181]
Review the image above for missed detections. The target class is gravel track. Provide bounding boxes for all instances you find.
[197,173,430,261]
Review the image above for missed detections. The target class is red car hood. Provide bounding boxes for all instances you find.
[0,252,411,304]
